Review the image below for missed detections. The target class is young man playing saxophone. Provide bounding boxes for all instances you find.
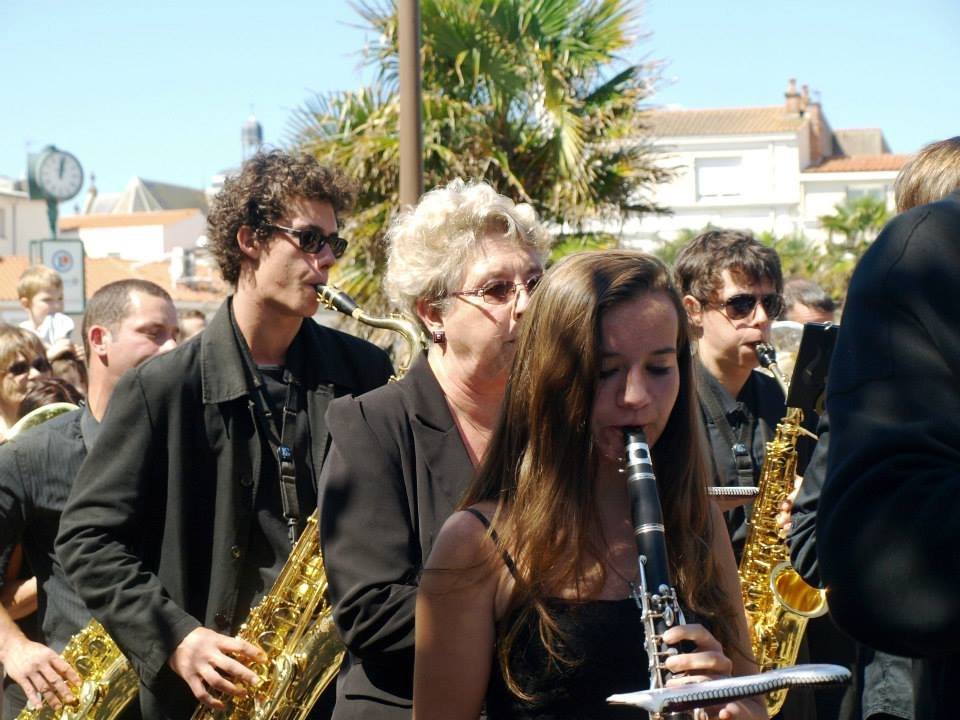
[56,151,393,720]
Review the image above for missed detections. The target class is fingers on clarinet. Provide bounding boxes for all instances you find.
[665,650,732,677]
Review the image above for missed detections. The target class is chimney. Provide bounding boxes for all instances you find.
[801,84,810,114]
[784,78,801,115]
[806,92,826,165]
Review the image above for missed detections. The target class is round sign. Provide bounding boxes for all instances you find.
[51,250,74,273]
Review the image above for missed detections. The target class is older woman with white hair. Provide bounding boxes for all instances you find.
[318,179,550,720]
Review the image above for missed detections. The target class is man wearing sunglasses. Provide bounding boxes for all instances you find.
[675,229,789,553]
[57,151,393,720]
[675,230,848,720]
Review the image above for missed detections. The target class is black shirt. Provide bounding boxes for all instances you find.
[697,364,785,560]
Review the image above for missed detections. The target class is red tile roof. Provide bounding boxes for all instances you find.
[0,255,225,304]
[646,106,808,137]
[804,154,911,173]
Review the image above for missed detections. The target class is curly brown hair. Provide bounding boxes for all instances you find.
[206,150,357,285]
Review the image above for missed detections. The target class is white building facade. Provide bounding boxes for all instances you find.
[0,176,53,256]
[623,80,909,248]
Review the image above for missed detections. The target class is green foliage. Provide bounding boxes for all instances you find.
[288,0,665,315]
[547,232,618,267]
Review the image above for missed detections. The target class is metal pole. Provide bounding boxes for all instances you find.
[398,0,423,208]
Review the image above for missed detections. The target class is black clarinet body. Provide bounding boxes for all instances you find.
[623,428,693,720]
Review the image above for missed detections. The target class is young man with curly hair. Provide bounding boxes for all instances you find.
[56,151,393,720]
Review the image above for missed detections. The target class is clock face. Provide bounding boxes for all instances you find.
[36,150,84,201]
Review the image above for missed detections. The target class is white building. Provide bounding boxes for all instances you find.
[623,80,910,247]
[0,175,53,256]
[59,176,209,262]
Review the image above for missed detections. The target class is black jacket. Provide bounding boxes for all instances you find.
[819,190,960,717]
[319,354,475,720]
[56,300,393,720]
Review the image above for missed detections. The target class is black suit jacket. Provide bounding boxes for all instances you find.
[319,354,474,720]
[820,190,960,717]
[56,299,393,720]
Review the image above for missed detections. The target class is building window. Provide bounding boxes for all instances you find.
[696,157,742,199]
[847,186,886,202]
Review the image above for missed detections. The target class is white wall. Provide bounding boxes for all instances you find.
[76,225,166,260]
[162,214,207,256]
[0,193,52,256]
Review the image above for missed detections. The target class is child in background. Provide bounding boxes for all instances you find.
[17,265,75,347]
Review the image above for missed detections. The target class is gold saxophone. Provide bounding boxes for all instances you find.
[191,286,424,720]
[16,620,138,720]
[738,343,827,716]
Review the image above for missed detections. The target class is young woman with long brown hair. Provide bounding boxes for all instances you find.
[413,251,765,720]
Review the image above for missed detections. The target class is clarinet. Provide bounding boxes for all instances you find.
[623,428,693,720]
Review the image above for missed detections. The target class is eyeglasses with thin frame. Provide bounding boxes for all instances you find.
[265,223,348,259]
[451,275,542,305]
[6,356,52,377]
[703,292,784,321]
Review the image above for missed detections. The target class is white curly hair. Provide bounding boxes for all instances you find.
[384,179,551,334]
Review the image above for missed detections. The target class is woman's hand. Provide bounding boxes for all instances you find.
[661,624,768,720]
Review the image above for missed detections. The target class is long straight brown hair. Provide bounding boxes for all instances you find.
[461,250,737,694]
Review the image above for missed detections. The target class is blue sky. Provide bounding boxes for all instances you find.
[2,0,957,214]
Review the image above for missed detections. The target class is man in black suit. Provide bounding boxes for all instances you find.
[819,138,960,718]
[56,151,393,720]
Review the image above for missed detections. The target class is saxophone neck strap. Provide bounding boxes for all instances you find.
[697,367,755,487]
[228,300,304,547]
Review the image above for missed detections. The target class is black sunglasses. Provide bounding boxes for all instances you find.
[451,275,542,305]
[265,223,348,258]
[7,356,52,376]
[706,292,784,320]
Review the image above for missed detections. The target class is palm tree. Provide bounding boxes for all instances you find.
[289,0,665,315]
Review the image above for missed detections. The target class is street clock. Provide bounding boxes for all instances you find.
[35,148,84,200]
[28,146,85,202]
[27,145,85,239]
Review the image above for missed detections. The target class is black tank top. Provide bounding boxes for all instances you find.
[486,598,651,719]
[461,509,650,719]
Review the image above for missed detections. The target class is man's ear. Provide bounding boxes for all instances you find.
[237,225,261,261]
[18,296,31,312]
[88,325,110,362]
[682,294,704,330]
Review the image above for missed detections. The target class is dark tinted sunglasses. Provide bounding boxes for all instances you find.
[266,223,348,258]
[452,275,542,305]
[708,292,784,320]
[7,356,52,376]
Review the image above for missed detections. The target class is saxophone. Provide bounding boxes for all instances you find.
[16,620,138,720]
[738,343,827,716]
[192,287,424,720]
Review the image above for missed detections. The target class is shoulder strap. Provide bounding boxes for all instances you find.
[698,371,755,486]
[463,507,519,578]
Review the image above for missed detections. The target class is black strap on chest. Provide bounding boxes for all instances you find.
[698,373,755,487]
[463,507,518,578]
[228,302,304,547]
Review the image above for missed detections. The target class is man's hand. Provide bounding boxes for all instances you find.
[0,635,81,710]
[168,627,268,709]
[776,474,803,536]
